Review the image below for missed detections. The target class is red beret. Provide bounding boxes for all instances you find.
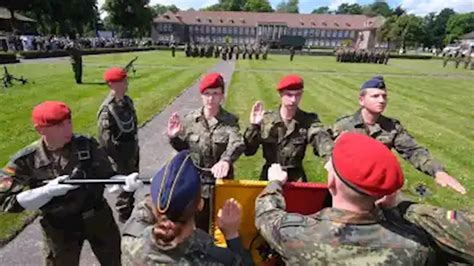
[332,133,404,197]
[103,67,127,82]
[277,74,304,91]
[32,101,71,127]
[199,73,224,93]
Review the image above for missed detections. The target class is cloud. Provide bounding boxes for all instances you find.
[328,0,357,10]
[401,0,474,15]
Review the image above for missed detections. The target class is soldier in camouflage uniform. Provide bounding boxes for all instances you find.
[167,73,245,232]
[0,101,141,265]
[377,193,474,264]
[121,150,253,265]
[256,133,438,265]
[98,67,139,223]
[244,75,333,181]
[331,76,466,194]
[289,46,295,61]
[65,39,82,84]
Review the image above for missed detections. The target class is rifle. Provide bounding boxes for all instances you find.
[124,56,138,75]
[1,66,28,88]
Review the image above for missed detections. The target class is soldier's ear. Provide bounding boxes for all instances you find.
[34,125,45,135]
[197,197,204,212]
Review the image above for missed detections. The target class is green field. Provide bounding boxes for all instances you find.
[226,55,474,209]
[0,50,216,241]
[0,51,472,243]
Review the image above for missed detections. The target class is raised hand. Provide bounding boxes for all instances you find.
[250,101,264,125]
[167,112,183,138]
[217,198,242,240]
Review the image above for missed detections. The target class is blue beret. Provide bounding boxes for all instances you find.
[361,76,386,90]
[150,150,201,220]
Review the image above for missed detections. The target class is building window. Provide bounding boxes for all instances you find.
[321,30,326,37]
[298,29,303,36]
[205,26,210,34]
[332,30,337,38]
[331,40,336,46]
[251,28,255,35]
[223,27,227,34]
[304,29,309,37]
[344,30,349,38]
[350,31,355,38]
[338,30,343,38]
[239,27,243,35]
[326,30,332,37]
[211,26,216,34]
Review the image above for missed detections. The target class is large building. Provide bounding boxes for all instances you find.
[152,10,385,49]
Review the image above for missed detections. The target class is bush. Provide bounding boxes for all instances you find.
[0,52,19,64]
[388,54,433,60]
[17,46,169,59]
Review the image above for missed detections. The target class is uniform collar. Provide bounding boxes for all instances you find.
[194,106,227,124]
[272,107,304,125]
[315,207,385,225]
[34,138,72,168]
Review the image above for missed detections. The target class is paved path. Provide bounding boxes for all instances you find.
[0,60,236,265]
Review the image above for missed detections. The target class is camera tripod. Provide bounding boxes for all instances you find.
[1,66,28,88]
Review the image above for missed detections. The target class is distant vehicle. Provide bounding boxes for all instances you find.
[442,44,461,57]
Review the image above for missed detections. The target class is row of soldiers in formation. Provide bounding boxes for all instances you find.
[335,48,390,64]
[442,50,473,69]
[182,43,270,61]
[0,67,471,264]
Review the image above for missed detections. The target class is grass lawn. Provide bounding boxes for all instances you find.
[226,55,474,209]
[0,50,216,242]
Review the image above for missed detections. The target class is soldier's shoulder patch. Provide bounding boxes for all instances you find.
[280,213,307,228]
[335,114,352,123]
[10,141,39,161]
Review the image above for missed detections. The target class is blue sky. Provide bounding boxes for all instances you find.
[97,0,474,16]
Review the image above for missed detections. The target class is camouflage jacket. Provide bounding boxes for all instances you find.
[255,181,436,265]
[97,93,139,174]
[244,108,333,181]
[384,202,474,264]
[122,198,252,265]
[331,109,444,177]
[0,135,128,218]
[169,107,245,176]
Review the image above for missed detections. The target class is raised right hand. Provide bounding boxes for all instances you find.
[167,112,183,138]
[250,101,264,125]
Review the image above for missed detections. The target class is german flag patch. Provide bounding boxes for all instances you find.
[0,176,13,192]
[446,210,458,222]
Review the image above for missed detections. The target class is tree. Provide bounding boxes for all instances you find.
[151,4,179,17]
[276,0,299,13]
[390,15,424,49]
[445,12,474,44]
[202,0,247,11]
[432,8,455,46]
[243,0,273,12]
[312,6,330,14]
[363,0,392,17]
[336,3,363,15]
[22,0,97,35]
[103,0,153,37]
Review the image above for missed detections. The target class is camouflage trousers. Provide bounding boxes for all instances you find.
[71,61,82,84]
[40,203,121,266]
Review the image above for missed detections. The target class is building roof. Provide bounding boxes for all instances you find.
[461,31,474,40]
[154,10,384,30]
[0,7,36,22]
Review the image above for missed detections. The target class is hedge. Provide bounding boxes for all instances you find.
[17,46,171,59]
[0,53,19,64]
